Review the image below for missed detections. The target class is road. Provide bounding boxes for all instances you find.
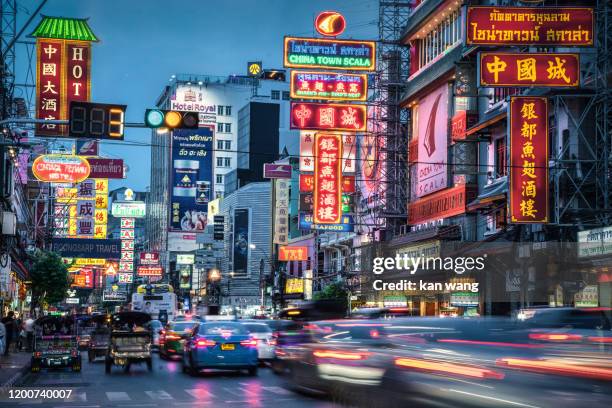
[0,353,338,408]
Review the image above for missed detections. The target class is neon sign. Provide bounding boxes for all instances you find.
[284,37,376,71]
[315,11,346,37]
[290,102,366,132]
[32,154,90,183]
[313,133,342,224]
[290,71,367,102]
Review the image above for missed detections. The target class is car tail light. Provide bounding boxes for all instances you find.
[166,332,181,341]
[269,338,277,346]
[196,339,216,348]
[529,333,583,342]
[370,329,380,338]
[587,336,612,343]
[395,357,504,380]
[240,339,258,347]
[34,352,41,357]
[313,350,370,360]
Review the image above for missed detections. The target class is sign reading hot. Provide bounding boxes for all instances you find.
[290,102,366,132]
[315,11,346,37]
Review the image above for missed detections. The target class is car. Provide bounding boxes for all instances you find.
[144,320,163,350]
[159,320,198,359]
[242,322,276,361]
[181,321,258,376]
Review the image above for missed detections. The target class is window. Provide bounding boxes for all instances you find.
[224,123,231,133]
[217,105,224,115]
[271,90,280,100]
[216,174,223,184]
[415,9,461,72]
[224,157,231,167]
[490,87,520,108]
[494,137,507,177]
[217,122,223,132]
[282,91,290,100]
[217,140,224,150]
[225,106,232,116]
[224,140,231,150]
[216,157,223,167]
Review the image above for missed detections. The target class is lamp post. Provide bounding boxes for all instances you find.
[207,267,221,315]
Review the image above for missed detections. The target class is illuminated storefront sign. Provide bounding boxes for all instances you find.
[299,131,315,172]
[313,133,342,224]
[273,178,290,245]
[299,213,354,232]
[32,155,90,183]
[451,110,478,142]
[479,53,580,87]
[408,185,477,225]
[118,273,133,284]
[466,6,594,46]
[300,133,355,173]
[140,252,160,265]
[284,37,376,71]
[278,246,309,261]
[137,266,163,277]
[111,201,146,218]
[315,11,346,37]
[176,254,195,265]
[509,96,549,223]
[577,226,612,258]
[291,102,366,132]
[300,173,353,194]
[285,278,305,294]
[290,71,367,102]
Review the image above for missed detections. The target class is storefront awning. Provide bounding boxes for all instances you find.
[468,177,508,211]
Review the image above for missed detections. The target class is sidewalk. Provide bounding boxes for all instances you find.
[0,351,30,390]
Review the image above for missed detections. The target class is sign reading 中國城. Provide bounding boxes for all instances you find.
[284,37,376,71]
[509,96,549,224]
[111,201,146,218]
[314,133,342,224]
[32,155,91,183]
[278,246,308,261]
[479,53,580,87]
[290,71,367,102]
[466,6,594,46]
[291,102,366,132]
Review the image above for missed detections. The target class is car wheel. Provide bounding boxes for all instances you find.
[248,366,258,376]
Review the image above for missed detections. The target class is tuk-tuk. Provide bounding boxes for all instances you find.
[87,314,111,362]
[105,311,152,373]
[31,315,81,373]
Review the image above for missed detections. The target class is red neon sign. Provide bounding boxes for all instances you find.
[314,133,342,224]
[290,102,366,132]
[315,11,346,37]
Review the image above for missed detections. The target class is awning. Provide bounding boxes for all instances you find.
[468,177,508,211]
[465,112,506,137]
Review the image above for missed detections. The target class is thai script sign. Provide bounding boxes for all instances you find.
[284,37,376,71]
[290,71,367,101]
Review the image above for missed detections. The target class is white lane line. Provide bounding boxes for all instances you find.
[262,386,293,395]
[145,390,173,400]
[184,389,216,399]
[106,391,131,402]
[446,377,495,389]
[66,391,87,402]
[447,389,542,408]
[222,387,245,397]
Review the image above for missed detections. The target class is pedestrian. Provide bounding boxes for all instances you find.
[1,311,16,356]
[24,316,35,352]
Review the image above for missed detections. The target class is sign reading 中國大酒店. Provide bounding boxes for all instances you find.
[290,71,368,102]
[284,37,376,71]
[291,102,366,132]
[466,6,593,46]
[52,238,121,259]
[111,201,146,218]
[314,133,342,224]
[509,96,549,224]
[170,127,214,232]
[479,53,580,87]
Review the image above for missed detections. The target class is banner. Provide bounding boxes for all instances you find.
[233,209,249,276]
[290,102,366,132]
[466,7,594,46]
[479,53,580,87]
[290,71,367,101]
[314,133,342,224]
[509,96,549,223]
[170,127,214,232]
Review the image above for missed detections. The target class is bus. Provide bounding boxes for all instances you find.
[131,284,177,323]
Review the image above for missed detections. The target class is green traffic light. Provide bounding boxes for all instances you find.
[145,109,164,128]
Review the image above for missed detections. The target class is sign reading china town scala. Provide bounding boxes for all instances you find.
[32,16,97,136]
[509,96,549,224]
[313,133,342,224]
[479,53,580,87]
[278,246,308,261]
[290,71,367,102]
[284,37,376,71]
[291,102,366,132]
[32,155,90,183]
[314,11,346,37]
[466,7,594,46]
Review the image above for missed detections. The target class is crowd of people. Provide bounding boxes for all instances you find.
[0,311,35,356]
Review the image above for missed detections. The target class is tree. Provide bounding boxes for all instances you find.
[314,281,347,301]
[30,250,70,311]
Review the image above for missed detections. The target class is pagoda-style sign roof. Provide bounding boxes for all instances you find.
[29,15,98,42]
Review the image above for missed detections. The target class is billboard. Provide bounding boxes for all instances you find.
[479,53,580,87]
[509,96,549,223]
[290,71,367,102]
[291,102,367,132]
[170,127,214,232]
[466,7,594,46]
[416,84,449,198]
[313,133,343,224]
[233,208,249,276]
[284,37,376,71]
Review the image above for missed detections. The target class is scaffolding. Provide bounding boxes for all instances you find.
[0,0,16,120]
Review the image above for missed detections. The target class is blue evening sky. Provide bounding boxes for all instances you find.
[17,0,377,192]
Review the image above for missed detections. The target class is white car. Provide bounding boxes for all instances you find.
[243,322,276,360]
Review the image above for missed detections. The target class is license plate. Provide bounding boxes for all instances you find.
[221,343,235,351]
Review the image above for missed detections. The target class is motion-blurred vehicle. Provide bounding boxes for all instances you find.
[350,307,417,319]
[181,321,258,376]
[159,320,198,359]
[87,314,111,362]
[144,319,163,349]
[105,312,152,374]
[242,321,276,361]
[31,315,81,373]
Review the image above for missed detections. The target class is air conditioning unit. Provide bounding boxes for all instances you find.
[1,211,16,235]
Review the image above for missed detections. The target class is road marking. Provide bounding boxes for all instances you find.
[447,389,542,408]
[262,386,292,395]
[106,391,131,402]
[185,389,215,399]
[145,390,173,400]
[222,387,247,397]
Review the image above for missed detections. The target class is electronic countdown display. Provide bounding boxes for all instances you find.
[69,101,127,140]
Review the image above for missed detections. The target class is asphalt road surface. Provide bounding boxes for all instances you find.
[0,354,339,407]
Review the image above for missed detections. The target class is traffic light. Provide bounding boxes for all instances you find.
[144,109,199,129]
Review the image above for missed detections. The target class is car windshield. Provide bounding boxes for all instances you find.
[244,324,272,333]
[201,323,248,335]
[169,322,196,332]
